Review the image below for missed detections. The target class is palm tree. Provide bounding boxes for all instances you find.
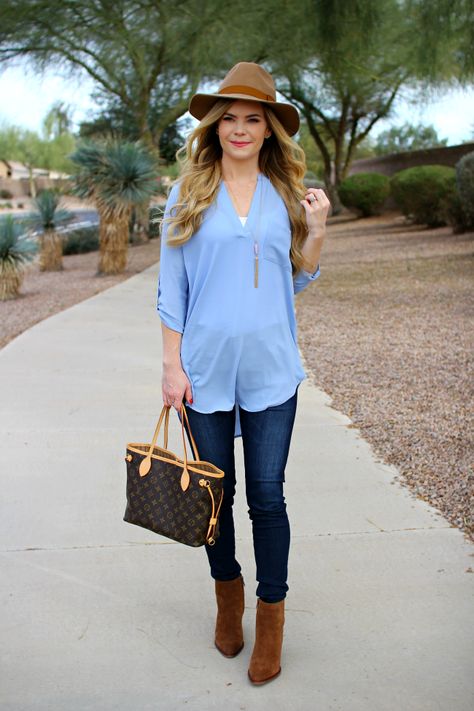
[69,141,159,275]
[0,215,38,300]
[26,190,74,271]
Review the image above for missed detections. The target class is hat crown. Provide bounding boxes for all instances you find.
[218,62,276,102]
[188,61,300,136]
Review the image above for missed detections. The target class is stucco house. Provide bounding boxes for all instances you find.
[0,160,29,179]
[0,160,51,179]
[0,160,69,197]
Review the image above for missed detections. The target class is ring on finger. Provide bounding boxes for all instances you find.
[308,194,316,203]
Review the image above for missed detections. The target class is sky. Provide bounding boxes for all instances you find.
[1,63,473,145]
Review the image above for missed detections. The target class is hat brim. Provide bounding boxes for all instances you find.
[188,93,300,137]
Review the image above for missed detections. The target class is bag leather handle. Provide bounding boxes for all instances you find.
[139,403,200,493]
[175,404,201,462]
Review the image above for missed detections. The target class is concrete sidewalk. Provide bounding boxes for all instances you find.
[1,261,473,711]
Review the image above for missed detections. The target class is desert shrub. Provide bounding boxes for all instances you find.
[0,215,38,300]
[390,165,456,227]
[62,225,99,254]
[339,172,390,216]
[452,151,474,231]
[443,191,470,233]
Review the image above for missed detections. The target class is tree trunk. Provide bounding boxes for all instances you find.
[0,262,23,300]
[28,167,37,199]
[39,228,63,271]
[98,210,130,274]
[132,201,150,243]
[319,163,343,215]
[326,181,343,215]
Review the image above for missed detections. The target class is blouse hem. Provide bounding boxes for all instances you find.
[184,376,305,417]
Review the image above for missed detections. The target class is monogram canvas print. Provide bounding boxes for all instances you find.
[123,405,225,547]
[124,448,223,547]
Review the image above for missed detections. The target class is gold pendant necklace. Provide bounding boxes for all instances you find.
[224,176,262,288]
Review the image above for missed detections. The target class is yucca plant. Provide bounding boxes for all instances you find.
[25,189,74,271]
[69,141,159,274]
[0,215,38,300]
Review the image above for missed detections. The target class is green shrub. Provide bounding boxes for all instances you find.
[454,151,474,231]
[390,165,456,227]
[339,172,390,216]
[443,191,469,233]
[62,225,99,254]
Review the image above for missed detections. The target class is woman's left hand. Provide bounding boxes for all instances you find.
[300,188,331,236]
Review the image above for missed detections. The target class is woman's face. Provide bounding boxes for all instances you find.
[216,100,271,163]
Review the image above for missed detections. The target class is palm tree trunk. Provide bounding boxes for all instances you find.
[133,201,150,243]
[0,262,23,300]
[39,228,63,271]
[98,209,130,274]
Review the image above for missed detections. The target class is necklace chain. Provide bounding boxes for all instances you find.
[223,174,263,288]
[223,177,258,216]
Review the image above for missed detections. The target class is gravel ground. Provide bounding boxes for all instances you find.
[0,237,161,349]
[296,212,474,542]
[1,211,473,542]
[0,196,163,348]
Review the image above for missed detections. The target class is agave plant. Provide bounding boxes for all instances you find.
[26,190,74,271]
[69,141,159,274]
[0,215,38,300]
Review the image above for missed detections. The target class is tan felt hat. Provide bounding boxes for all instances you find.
[188,62,300,136]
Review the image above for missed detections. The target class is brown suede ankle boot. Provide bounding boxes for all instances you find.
[214,575,245,657]
[248,598,285,684]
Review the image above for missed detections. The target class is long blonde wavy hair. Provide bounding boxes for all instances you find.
[162,98,309,276]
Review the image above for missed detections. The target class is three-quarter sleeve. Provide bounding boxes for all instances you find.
[293,263,321,295]
[157,183,189,333]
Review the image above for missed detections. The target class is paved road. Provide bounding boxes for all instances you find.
[69,208,99,225]
[7,206,99,230]
[0,261,473,711]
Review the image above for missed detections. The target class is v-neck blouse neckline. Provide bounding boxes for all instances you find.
[221,173,262,233]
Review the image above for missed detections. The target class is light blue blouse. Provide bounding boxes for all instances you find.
[157,173,321,437]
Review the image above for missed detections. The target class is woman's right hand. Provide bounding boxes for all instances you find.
[162,363,193,411]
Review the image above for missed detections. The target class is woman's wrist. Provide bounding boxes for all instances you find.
[163,356,182,369]
[307,227,326,240]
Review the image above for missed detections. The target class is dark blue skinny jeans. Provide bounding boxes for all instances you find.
[182,386,298,603]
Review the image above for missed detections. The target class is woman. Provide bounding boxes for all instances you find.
[157,62,330,685]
